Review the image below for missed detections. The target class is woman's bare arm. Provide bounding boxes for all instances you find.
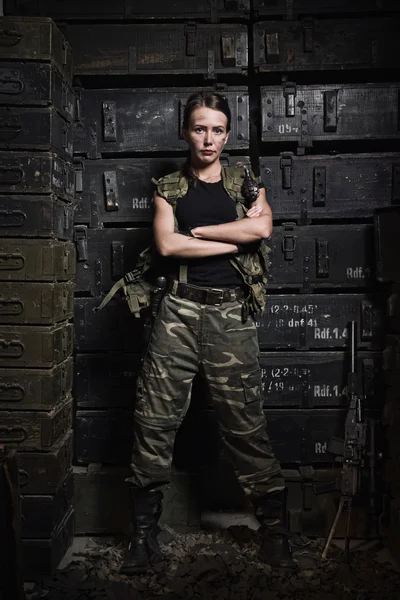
[153,194,239,258]
[191,187,272,243]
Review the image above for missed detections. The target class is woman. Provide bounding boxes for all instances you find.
[120,90,294,574]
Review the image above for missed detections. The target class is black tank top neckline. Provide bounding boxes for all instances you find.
[169,179,243,288]
[196,179,222,184]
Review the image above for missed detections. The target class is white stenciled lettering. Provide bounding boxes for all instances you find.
[314,384,340,397]
[347,267,364,279]
[288,318,305,328]
[314,327,347,340]
[278,124,299,134]
[132,197,152,210]
[270,304,290,314]
[333,327,347,339]
[315,327,329,339]
[315,442,327,454]
[270,367,290,378]
[315,385,326,397]
[267,381,284,392]
[293,304,318,314]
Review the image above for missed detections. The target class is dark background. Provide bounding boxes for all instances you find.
[0,0,400,580]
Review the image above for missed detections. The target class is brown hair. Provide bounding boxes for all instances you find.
[181,91,231,185]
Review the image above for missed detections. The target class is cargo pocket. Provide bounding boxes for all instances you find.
[241,368,262,405]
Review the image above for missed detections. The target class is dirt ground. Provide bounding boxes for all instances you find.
[25,526,400,600]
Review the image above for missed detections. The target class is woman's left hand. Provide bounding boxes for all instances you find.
[246,205,263,218]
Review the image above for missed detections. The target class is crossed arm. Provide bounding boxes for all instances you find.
[153,187,272,259]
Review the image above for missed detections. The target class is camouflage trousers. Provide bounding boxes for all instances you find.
[126,287,284,501]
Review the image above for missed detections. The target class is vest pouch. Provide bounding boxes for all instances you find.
[258,241,272,274]
[94,245,156,317]
[231,241,271,319]
[94,271,154,318]
[123,277,154,318]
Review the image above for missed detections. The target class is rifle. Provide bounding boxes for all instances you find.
[321,321,368,560]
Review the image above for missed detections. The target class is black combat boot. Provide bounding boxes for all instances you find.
[254,488,297,569]
[119,487,164,575]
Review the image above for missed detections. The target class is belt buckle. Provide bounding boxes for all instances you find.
[207,288,224,306]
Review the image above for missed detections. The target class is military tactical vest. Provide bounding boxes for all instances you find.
[96,166,271,321]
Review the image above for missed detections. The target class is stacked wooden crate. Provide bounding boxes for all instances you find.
[0,16,76,579]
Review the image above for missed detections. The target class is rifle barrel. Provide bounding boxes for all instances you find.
[350,320,357,374]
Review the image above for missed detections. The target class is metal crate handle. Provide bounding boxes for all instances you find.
[0,29,23,47]
[0,251,25,270]
[0,75,24,95]
[0,383,24,402]
[0,210,26,228]
[0,122,21,140]
[0,339,24,358]
[0,426,27,443]
[0,165,24,184]
[0,299,23,316]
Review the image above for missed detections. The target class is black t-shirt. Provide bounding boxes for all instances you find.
[167,179,243,288]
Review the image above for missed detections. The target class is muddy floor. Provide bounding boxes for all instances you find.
[25,527,400,600]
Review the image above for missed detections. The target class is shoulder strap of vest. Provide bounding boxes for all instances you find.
[221,165,262,204]
[93,246,154,314]
[152,170,189,205]
[93,277,126,313]
[153,166,258,205]
[221,165,255,204]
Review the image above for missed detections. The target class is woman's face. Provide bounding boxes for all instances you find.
[183,106,230,167]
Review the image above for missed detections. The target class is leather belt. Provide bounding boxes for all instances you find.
[168,282,246,306]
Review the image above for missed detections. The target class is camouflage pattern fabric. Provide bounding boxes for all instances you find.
[126,288,284,501]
